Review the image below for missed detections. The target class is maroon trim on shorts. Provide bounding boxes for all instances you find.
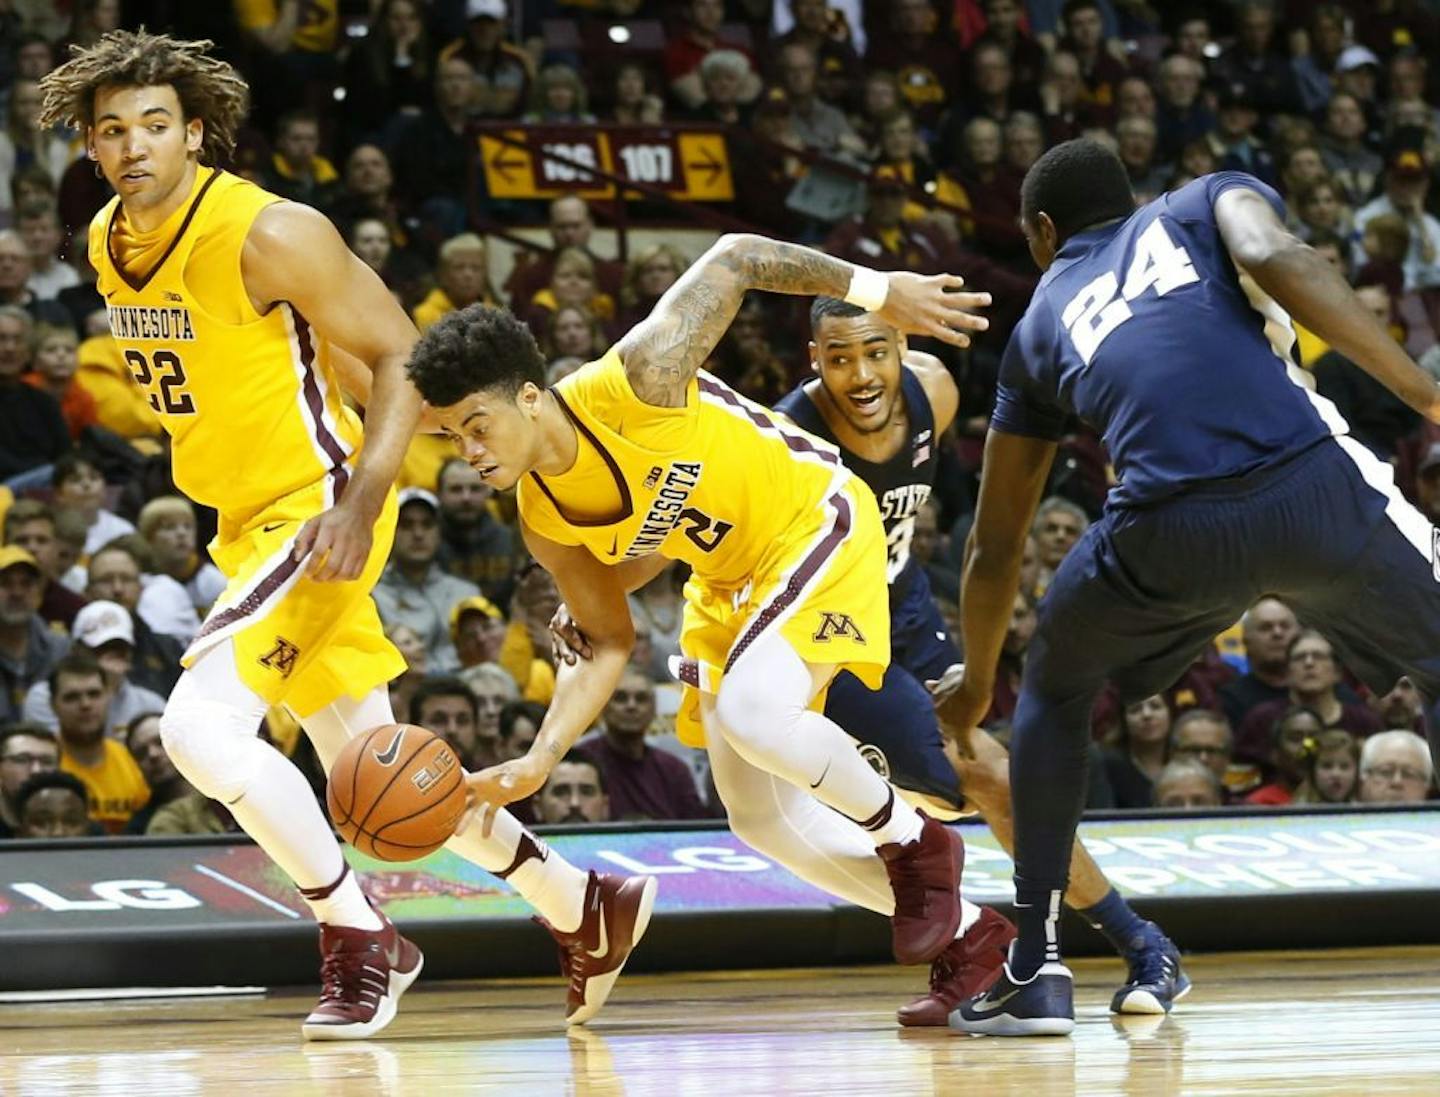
[697,375,840,466]
[724,491,852,673]
[675,658,701,688]
[193,548,303,643]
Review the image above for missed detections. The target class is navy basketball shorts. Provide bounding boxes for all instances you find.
[825,567,965,809]
[1022,436,1440,718]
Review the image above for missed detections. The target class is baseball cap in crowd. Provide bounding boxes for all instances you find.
[1387,146,1428,180]
[397,487,440,513]
[450,595,504,640]
[467,0,506,20]
[0,545,40,576]
[1334,45,1381,74]
[1419,443,1440,478]
[73,600,134,649]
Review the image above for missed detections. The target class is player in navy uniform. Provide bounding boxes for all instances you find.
[777,298,1188,1025]
[939,140,1440,1035]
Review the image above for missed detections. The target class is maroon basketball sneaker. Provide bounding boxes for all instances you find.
[897,905,1018,1026]
[539,871,658,1025]
[301,907,424,1041]
[878,812,967,965]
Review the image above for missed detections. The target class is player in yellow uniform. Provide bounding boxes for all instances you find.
[41,29,652,1039]
[408,235,992,968]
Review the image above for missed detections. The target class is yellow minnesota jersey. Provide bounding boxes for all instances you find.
[518,351,892,746]
[91,167,402,716]
[90,167,363,525]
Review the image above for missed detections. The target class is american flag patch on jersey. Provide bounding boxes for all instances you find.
[912,430,932,467]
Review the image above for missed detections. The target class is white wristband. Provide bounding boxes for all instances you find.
[844,265,889,312]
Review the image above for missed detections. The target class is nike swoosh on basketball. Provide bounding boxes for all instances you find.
[374,727,407,766]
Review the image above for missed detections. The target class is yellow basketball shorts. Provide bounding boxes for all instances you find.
[672,478,891,747]
[183,474,405,717]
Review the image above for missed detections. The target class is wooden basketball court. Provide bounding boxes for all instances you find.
[3,947,1437,1095]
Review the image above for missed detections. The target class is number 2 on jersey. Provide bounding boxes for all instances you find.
[1060,220,1199,364]
[125,349,197,415]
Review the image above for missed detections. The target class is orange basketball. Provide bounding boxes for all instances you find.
[327,724,467,862]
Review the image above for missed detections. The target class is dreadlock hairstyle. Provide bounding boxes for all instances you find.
[37,29,249,166]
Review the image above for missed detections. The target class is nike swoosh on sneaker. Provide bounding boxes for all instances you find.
[586,912,609,960]
[969,985,1022,1014]
[374,727,406,766]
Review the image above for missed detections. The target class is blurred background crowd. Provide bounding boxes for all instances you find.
[2,0,1438,842]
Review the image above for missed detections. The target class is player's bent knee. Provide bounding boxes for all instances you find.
[714,679,804,756]
[159,695,266,803]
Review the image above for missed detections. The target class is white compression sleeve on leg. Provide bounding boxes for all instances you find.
[298,688,397,775]
[715,631,923,847]
[162,642,378,928]
[705,697,896,915]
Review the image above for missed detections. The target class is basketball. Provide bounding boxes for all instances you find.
[326,724,467,862]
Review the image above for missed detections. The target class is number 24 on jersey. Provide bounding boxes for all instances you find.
[1060,220,1200,365]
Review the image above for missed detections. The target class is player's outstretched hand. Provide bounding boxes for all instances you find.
[550,602,593,665]
[462,755,549,817]
[927,662,993,741]
[294,499,373,582]
[879,273,991,348]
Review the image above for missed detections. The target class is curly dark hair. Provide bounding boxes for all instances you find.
[407,304,546,406]
[37,29,250,166]
[14,769,91,821]
[1020,138,1136,243]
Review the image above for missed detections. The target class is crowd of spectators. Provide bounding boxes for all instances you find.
[3,0,1440,840]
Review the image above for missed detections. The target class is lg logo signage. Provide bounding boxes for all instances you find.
[11,879,202,912]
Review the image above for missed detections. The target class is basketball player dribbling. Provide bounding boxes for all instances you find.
[40,30,653,1039]
[406,236,993,972]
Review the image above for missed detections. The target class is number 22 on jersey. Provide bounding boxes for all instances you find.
[125,349,197,415]
[1060,220,1199,364]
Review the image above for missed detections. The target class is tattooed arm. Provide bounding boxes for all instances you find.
[616,233,993,407]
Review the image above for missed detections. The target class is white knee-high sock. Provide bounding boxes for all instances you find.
[226,744,381,931]
[446,808,588,933]
[303,691,588,933]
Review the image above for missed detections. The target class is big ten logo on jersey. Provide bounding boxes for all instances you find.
[813,611,866,644]
[258,636,301,678]
[1060,219,1200,364]
[878,483,931,582]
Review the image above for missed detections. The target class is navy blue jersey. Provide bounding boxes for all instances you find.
[777,367,939,601]
[993,172,1342,507]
